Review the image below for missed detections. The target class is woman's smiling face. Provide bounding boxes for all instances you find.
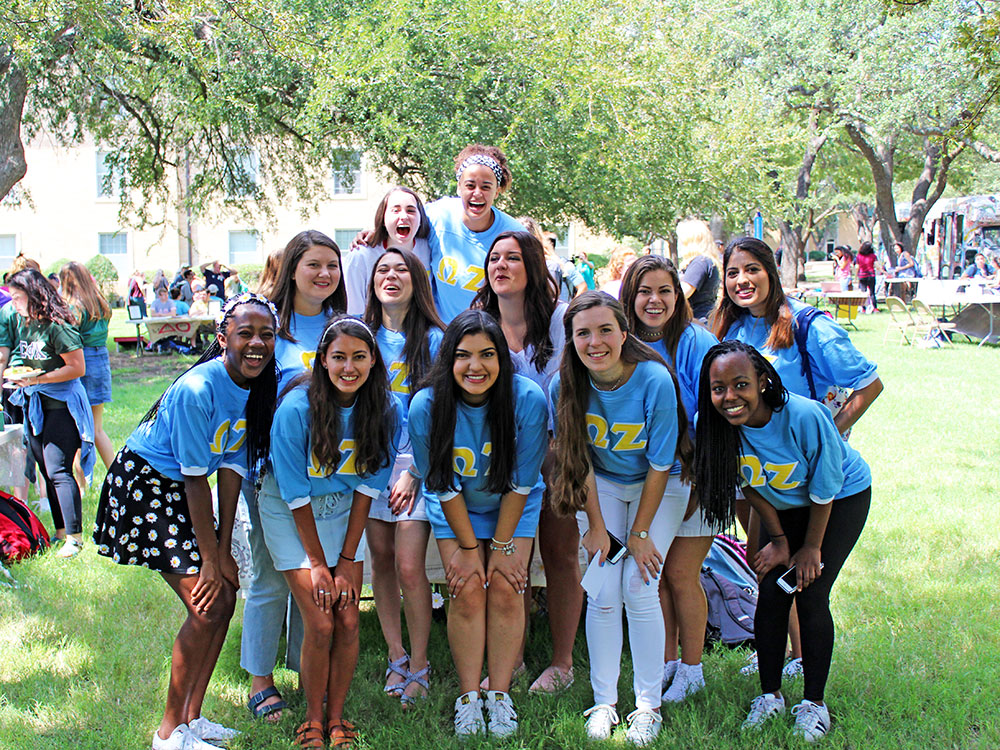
[708,351,771,428]
[724,249,770,317]
[457,164,500,227]
[633,268,678,333]
[452,332,500,404]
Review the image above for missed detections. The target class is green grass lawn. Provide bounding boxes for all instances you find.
[1,310,998,749]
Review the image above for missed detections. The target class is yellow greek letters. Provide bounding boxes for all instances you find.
[209,419,246,454]
[610,423,646,451]
[453,447,478,477]
[740,454,800,490]
[586,414,610,449]
[437,257,459,285]
[300,351,316,371]
[388,362,410,394]
[308,452,330,478]
[740,455,765,486]
[462,265,486,292]
[337,439,357,475]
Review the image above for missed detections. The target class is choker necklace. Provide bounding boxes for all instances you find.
[591,369,626,391]
[636,327,663,342]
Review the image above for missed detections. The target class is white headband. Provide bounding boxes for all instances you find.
[456,154,504,185]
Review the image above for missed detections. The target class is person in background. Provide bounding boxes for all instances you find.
[519,218,586,303]
[5,269,94,558]
[574,251,597,290]
[599,245,638,299]
[93,294,278,750]
[151,287,178,317]
[200,260,233,300]
[129,269,148,319]
[833,247,853,292]
[170,287,191,316]
[189,289,210,317]
[153,269,170,295]
[59,261,115,469]
[855,243,879,313]
[962,252,996,279]
[177,268,196,305]
[676,219,722,323]
[225,269,249,297]
[47,273,61,292]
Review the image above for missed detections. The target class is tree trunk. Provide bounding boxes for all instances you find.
[777,220,805,288]
[0,57,28,201]
[845,123,902,266]
[851,203,874,244]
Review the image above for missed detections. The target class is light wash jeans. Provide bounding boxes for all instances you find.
[240,477,303,676]
[578,473,688,710]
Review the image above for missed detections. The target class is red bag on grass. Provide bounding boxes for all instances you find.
[0,490,51,562]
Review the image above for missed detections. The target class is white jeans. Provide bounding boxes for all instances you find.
[578,473,688,710]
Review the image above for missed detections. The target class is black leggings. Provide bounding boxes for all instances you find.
[756,488,871,702]
[26,404,83,536]
[858,276,877,309]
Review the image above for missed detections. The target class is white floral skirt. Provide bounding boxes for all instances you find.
[93,446,207,575]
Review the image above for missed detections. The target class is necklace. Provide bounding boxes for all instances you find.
[636,326,663,342]
[591,369,626,391]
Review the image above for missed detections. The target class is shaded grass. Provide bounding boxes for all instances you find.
[1,313,998,749]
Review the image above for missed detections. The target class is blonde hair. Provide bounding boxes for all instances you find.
[677,219,721,268]
[601,245,637,285]
[59,262,112,322]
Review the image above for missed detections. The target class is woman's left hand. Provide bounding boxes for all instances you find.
[219,551,240,590]
[754,538,791,577]
[332,560,358,610]
[789,544,823,591]
[486,547,527,594]
[387,471,420,516]
[626,535,662,584]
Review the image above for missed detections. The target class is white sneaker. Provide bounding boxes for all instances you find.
[188,717,240,743]
[739,651,759,676]
[624,708,662,747]
[453,690,486,737]
[792,700,831,742]
[661,662,705,703]
[783,657,804,678]
[660,659,680,692]
[741,693,786,730]
[484,690,518,737]
[152,724,222,750]
[583,704,620,740]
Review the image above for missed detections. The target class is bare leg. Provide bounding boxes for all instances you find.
[537,503,582,673]
[157,573,237,740]
[486,538,533,693]
[664,536,713,665]
[788,602,803,659]
[284,568,335,724]
[395,520,433,698]
[367,518,408,692]
[659,574,679,662]
[325,561,362,726]
[437,538,487,694]
[91,404,115,469]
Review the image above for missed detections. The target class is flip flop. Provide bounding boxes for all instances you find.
[384,653,410,696]
[247,686,286,721]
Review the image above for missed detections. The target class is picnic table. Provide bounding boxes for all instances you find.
[133,315,215,355]
[916,279,1000,346]
[824,291,869,330]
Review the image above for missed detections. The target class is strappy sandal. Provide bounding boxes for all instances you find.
[325,719,358,748]
[247,685,286,722]
[399,664,431,707]
[383,653,410,696]
[294,720,325,749]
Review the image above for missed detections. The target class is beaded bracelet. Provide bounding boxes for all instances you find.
[489,537,516,556]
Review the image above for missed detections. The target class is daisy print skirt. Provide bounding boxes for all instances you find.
[93,447,209,575]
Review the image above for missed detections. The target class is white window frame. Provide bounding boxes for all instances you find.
[225,150,259,199]
[98,231,128,255]
[331,149,363,196]
[228,230,260,265]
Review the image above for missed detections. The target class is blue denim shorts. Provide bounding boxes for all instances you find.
[424,485,543,540]
[82,346,112,405]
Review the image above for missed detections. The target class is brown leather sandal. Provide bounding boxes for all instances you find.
[294,720,325,748]
[325,719,358,748]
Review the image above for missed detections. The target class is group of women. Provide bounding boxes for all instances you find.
[83,143,881,749]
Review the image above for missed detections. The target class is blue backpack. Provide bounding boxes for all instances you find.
[792,305,834,401]
[701,535,757,647]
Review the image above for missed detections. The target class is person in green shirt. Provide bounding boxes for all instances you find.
[60,262,114,469]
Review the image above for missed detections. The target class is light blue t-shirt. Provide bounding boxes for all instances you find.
[408,375,547,510]
[127,357,249,481]
[269,386,404,510]
[275,311,329,393]
[425,197,524,323]
[376,325,444,402]
[174,300,191,316]
[722,298,879,403]
[739,393,871,510]
[647,323,718,438]
[550,360,679,484]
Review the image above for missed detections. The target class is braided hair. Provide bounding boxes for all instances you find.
[694,340,787,529]
[139,293,279,480]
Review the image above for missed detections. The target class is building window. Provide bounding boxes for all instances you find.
[225,151,259,199]
[332,150,362,195]
[229,230,260,265]
[553,225,571,255]
[96,150,122,199]
[0,235,16,270]
[99,232,128,255]
[334,229,363,250]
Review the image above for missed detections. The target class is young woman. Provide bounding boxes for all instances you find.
[129,269,148,318]
[696,341,872,742]
[833,246,853,292]
[676,219,722,323]
[714,236,882,676]
[598,245,638,299]
[5,269,94,558]
[362,248,444,705]
[260,315,403,749]
[551,291,692,747]
[59,261,115,469]
[471,230,580,694]
[408,310,547,738]
[618,256,718,704]
[241,230,347,723]
[424,145,525,322]
[345,186,433,315]
[93,293,279,750]
[855,243,878,313]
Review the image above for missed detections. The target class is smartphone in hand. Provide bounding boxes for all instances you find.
[777,563,824,594]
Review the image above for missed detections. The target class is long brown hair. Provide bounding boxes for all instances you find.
[712,236,794,350]
[471,231,558,373]
[270,230,346,341]
[619,255,693,363]
[8,269,75,325]
[552,291,693,515]
[363,248,444,393]
[369,187,431,249]
[295,315,394,477]
[59,262,112,322]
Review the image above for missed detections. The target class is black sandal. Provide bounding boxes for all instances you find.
[247,685,286,721]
